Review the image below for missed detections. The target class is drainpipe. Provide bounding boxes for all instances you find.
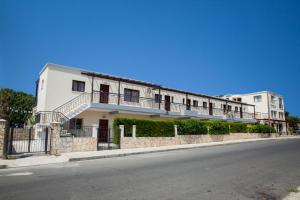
[118,80,121,105]
[91,76,94,103]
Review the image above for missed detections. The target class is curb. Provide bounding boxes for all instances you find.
[69,137,298,162]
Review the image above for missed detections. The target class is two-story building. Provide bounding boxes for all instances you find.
[220,91,287,133]
[35,63,256,145]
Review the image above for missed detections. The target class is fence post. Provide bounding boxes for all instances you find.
[0,119,8,158]
[45,127,49,154]
[50,123,61,155]
[119,125,124,149]
[132,125,136,139]
[174,125,178,137]
[28,127,32,153]
[8,127,14,155]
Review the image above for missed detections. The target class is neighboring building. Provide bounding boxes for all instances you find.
[220,91,287,133]
[35,63,256,143]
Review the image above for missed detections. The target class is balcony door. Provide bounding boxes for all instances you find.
[209,102,213,115]
[165,95,171,111]
[100,84,109,104]
[186,99,191,110]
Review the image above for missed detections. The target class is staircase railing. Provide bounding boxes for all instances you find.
[53,92,91,117]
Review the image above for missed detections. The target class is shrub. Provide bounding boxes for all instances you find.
[113,118,175,144]
[175,119,208,135]
[228,122,248,133]
[248,124,276,133]
[207,121,230,135]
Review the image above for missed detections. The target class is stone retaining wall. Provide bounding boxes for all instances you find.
[0,121,6,158]
[59,136,97,153]
[121,133,279,149]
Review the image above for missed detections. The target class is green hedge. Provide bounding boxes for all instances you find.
[176,119,208,135]
[248,124,276,133]
[113,118,276,144]
[113,118,175,144]
[228,122,248,133]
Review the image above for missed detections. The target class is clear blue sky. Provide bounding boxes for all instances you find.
[0,0,299,116]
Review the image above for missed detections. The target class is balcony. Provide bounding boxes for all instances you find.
[88,91,255,122]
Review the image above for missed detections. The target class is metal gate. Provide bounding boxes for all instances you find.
[7,125,51,155]
[97,127,120,151]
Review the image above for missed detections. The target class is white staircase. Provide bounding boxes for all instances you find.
[53,93,91,121]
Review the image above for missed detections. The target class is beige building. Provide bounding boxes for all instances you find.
[220,91,287,133]
[35,63,257,144]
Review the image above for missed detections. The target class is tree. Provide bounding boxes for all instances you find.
[0,88,36,127]
[286,113,300,131]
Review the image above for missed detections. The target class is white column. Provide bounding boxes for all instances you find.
[132,125,136,139]
[92,124,98,138]
[174,125,178,137]
[119,125,124,139]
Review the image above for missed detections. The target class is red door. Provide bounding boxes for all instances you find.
[209,102,213,115]
[165,95,170,111]
[100,84,109,104]
[98,119,109,142]
[186,99,191,110]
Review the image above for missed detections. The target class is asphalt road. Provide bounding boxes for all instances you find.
[0,139,300,200]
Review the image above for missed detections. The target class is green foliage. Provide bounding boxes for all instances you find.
[228,122,248,133]
[248,124,276,133]
[286,115,300,130]
[0,88,35,126]
[206,121,230,135]
[176,119,208,135]
[113,118,175,144]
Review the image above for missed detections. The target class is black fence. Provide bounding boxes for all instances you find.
[7,125,51,155]
[97,127,119,151]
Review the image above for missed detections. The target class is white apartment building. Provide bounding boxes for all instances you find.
[35,63,256,143]
[220,91,287,133]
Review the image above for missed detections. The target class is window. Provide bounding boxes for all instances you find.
[279,98,283,109]
[279,112,284,119]
[237,98,242,102]
[182,98,185,105]
[227,105,232,111]
[271,111,277,118]
[69,118,82,129]
[203,102,207,108]
[41,79,44,91]
[253,95,262,102]
[222,104,227,111]
[155,94,162,103]
[193,100,198,107]
[72,80,85,92]
[235,106,239,112]
[124,88,139,103]
[171,96,174,103]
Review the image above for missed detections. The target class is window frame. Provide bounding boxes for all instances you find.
[69,118,83,130]
[253,95,262,102]
[72,80,85,92]
[193,100,198,107]
[124,88,140,103]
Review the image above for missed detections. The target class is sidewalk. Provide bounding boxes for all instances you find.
[1,136,299,169]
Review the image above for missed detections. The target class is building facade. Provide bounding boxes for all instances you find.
[35,63,257,144]
[220,91,287,133]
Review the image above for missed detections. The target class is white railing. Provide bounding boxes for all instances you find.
[54,92,91,117]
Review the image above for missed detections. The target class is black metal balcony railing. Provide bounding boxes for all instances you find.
[91,91,255,120]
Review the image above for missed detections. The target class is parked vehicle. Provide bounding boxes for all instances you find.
[294,128,300,134]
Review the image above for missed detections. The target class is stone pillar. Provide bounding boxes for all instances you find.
[119,125,124,149]
[119,125,124,139]
[0,119,8,158]
[132,125,136,139]
[50,123,61,155]
[92,124,98,138]
[174,125,178,137]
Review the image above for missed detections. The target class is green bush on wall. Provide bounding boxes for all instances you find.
[113,118,276,144]
[228,122,248,133]
[175,119,208,135]
[248,124,276,133]
[113,118,175,144]
[206,121,230,135]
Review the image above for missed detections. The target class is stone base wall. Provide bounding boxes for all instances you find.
[59,136,97,153]
[121,133,279,149]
